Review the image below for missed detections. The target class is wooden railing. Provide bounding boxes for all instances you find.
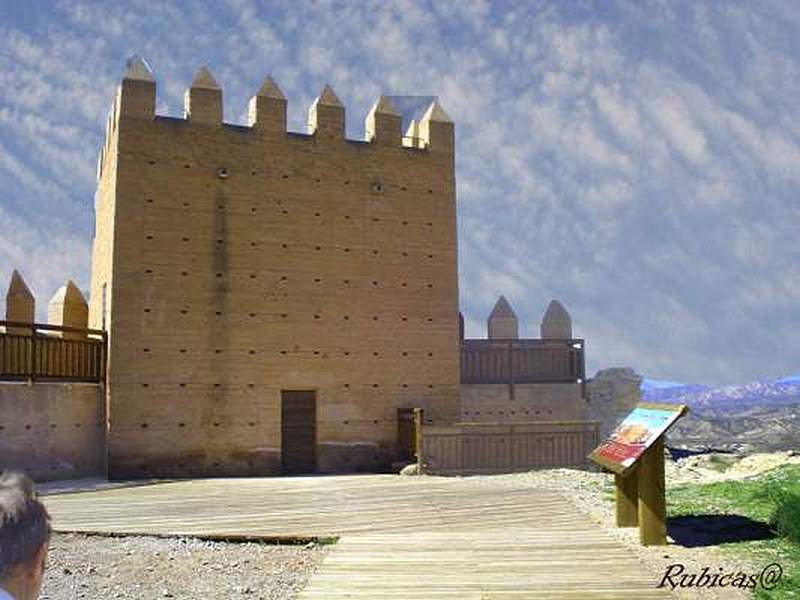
[402,409,599,475]
[460,338,585,385]
[0,321,107,383]
[460,338,586,401]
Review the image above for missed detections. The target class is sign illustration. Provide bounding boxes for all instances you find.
[590,403,687,474]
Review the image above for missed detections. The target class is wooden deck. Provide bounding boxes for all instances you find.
[43,475,672,598]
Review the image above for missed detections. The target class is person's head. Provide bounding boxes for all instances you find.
[0,472,50,600]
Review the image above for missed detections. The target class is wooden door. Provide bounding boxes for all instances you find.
[281,390,316,474]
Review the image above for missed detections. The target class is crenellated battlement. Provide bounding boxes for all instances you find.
[110,56,453,153]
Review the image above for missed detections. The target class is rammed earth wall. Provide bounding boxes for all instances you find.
[0,382,105,480]
[92,61,460,478]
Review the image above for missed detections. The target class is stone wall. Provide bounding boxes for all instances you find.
[461,383,587,422]
[587,367,643,439]
[0,383,105,481]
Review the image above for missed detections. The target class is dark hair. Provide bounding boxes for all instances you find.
[0,471,51,579]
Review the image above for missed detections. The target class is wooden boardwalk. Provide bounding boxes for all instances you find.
[43,475,672,598]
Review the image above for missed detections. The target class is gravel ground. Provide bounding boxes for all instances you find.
[40,533,328,600]
[470,466,760,600]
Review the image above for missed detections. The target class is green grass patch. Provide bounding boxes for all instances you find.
[770,490,800,544]
[665,464,800,598]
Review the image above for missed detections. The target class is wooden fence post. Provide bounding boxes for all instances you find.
[637,436,667,545]
[414,408,424,473]
[507,341,515,400]
[28,323,35,384]
[615,469,639,527]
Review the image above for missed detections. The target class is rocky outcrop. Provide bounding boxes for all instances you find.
[587,367,643,439]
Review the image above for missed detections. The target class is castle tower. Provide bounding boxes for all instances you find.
[541,299,572,339]
[487,296,518,339]
[90,59,460,478]
[5,270,35,335]
[48,280,88,339]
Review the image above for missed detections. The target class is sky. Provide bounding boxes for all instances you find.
[1,0,798,386]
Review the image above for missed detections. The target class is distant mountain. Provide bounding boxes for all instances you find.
[643,378,800,415]
[641,378,687,391]
[640,374,800,453]
[667,404,800,454]
[641,383,712,403]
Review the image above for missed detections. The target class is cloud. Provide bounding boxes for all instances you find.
[0,204,91,320]
[0,1,798,385]
[591,83,643,144]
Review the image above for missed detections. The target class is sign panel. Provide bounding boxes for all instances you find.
[589,402,687,474]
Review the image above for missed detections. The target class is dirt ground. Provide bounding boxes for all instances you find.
[39,533,328,600]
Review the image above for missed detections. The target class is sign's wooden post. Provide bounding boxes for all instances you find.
[637,436,667,545]
[414,408,424,472]
[615,468,639,527]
